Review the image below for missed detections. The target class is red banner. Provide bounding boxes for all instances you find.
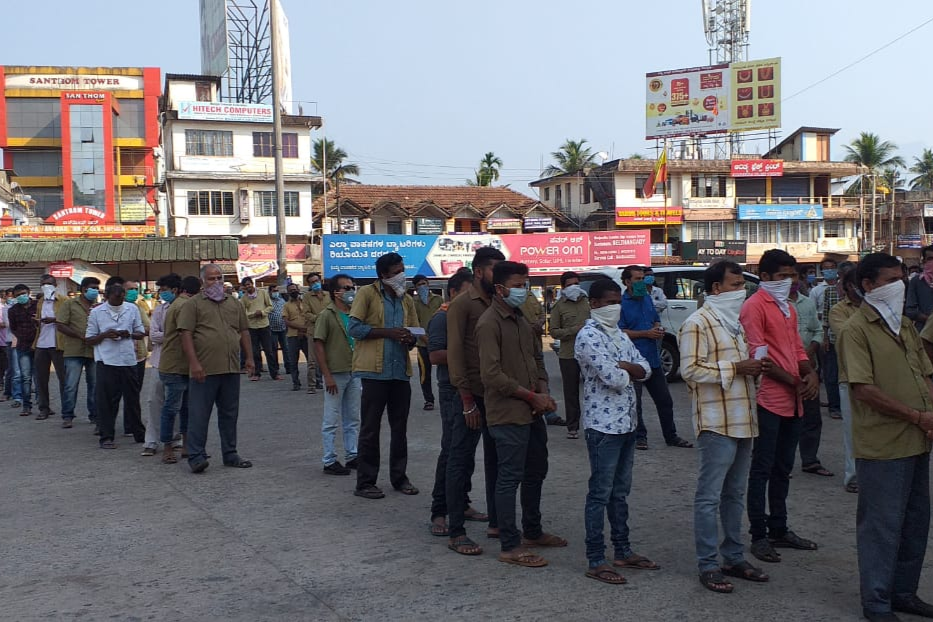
[499,231,651,274]
[615,207,683,226]
[238,244,308,261]
[731,159,783,177]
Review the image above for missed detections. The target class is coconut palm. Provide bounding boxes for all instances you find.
[311,138,360,187]
[909,148,933,190]
[843,132,905,195]
[543,139,598,177]
[466,152,503,186]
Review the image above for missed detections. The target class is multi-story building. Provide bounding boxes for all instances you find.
[160,73,322,281]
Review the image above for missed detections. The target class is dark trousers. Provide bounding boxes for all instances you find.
[558,357,582,432]
[34,347,64,415]
[822,344,841,412]
[124,359,146,434]
[186,373,241,465]
[447,393,498,539]
[488,418,548,552]
[416,346,435,404]
[634,366,679,444]
[249,326,278,378]
[430,383,472,520]
[96,362,143,444]
[747,405,801,541]
[272,329,290,374]
[287,335,313,388]
[798,397,823,467]
[857,452,931,614]
[356,379,411,490]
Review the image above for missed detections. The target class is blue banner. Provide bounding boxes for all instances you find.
[323,235,437,278]
[737,204,823,220]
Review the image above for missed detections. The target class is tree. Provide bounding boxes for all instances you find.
[843,132,905,195]
[311,138,360,187]
[466,151,502,186]
[909,148,933,190]
[542,139,597,177]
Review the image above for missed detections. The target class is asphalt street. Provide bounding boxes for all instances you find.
[1,350,930,621]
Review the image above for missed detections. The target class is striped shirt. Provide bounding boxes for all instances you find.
[678,305,758,438]
[822,286,841,344]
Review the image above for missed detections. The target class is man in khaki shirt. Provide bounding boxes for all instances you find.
[549,271,591,436]
[837,253,933,621]
[240,276,278,381]
[283,282,315,392]
[412,274,442,410]
[302,272,331,390]
[476,260,563,568]
[56,276,99,428]
[179,264,254,473]
[124,279,151,437]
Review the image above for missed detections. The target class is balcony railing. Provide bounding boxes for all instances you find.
[734,196,859,208]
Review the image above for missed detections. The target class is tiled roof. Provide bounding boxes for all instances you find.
[312,185,547,218]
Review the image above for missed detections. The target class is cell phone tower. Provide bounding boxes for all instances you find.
[702,0,751,156]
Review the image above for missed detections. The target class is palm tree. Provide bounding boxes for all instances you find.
[311,138,360,187]
[466,152,503,186]
[909,148,933,190]
[543,139,597,177]
[843,132,905,195]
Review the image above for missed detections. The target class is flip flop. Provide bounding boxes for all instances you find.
[699,570,734,593]
[396,483,419,495]
[499,550,547,567]
[586,564,626,585]
[722,561,769,582]
[448,536,482,556]
[464,508,489,522]
[613,553,660,570]
[801,464,834,477]
[430,521,449,537]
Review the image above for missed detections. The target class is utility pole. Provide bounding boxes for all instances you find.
[270,0,288,285]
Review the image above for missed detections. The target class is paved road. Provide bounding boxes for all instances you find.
[1,352,930,621]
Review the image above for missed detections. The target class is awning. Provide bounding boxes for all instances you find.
[0,238,239,263]
[69,260,112,286]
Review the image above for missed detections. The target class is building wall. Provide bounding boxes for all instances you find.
[168,121,314,175]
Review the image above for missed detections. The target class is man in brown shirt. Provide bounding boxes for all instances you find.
[446,247,504,550]
[283,281,314,392]
[56,276,100,428]
[302,272,331,390]
[476,260,564,568]
[178,264,254,473]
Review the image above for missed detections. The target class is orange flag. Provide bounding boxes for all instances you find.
[643,149,668,199]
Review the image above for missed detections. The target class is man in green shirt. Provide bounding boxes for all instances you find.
[837,253,933,622]
[412,274,442,411]
[56,276,99,428]
[549,271,590,438]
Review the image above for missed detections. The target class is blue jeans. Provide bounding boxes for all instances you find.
[747,405,801,541]
[822,344,840,413]
[321,372,361,466]
[584,428,635,567]
[488,419,548,552]
[5,343,21,401]
[15,349,34,410]
[857,452,930,615]
[694,431,753,572]
[186,373,241,465]
[62,356,96,421]
[159,372,189,444]
[839,384,857,486]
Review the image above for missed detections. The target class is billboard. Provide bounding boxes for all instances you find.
[322,232,651,278]
[737,204,823,220]
[200,0,229,78]
[615,207,683,226]
[646,64,730,139]
[178,101,273,123]
[730,57,781,132]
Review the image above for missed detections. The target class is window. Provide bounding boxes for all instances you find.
[688,221,733,240]
[554,185,562,210]
[252,132,298,158]
[690,175,727,198]
[635,176,666,199]
[114,99,146,139]
[187,190,234,216]
[672,275,705,302]
[253,191,300,217]
[779,221,819,243]
[9,151,61,177]
[195,82,213,102]
[581,184,592,204]
[69,104,105,211]
[823,220,846,238]
[386,220,403,234]
[185,129,233,156]
[543,187,550,202]
[6,98,61,139]
[565,183,572,210]
[28,187,64,219]
[737,222,778,243]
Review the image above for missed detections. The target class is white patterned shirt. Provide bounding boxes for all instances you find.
[574,319,651,435]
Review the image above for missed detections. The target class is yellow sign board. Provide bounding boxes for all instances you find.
[730,57,781,132]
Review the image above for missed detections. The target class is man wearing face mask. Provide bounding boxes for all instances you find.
[124,280,151,437]
[739,249,820,564]
[575,278,652,585]
[681,261,769,593]
[477,261,564,568]
[56,277,100,429]
[348,252,419,499]
[8,284,37,418]
[839,253,933,622]
[797,265,817,297]
[819,259,845,420]
[33,274,65,421]
[619,265,692,450]
[549,271,590,438]
[141,273,181,457]
[643,267,668,314]
[829,266,862,493]
[302,272,330,390]
[283,282,313,391]
[240,276,278,381]
[412,274,442,411]
[268,284,290,379]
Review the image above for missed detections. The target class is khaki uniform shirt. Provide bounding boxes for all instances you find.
[301,291,331,333]
[837,302,933,460]
[159,296,191,375]
[282,299,307,337]
[177,293,250,376]
[447,282,493,397]
[135,299,151,362]
[413,292,443,347]
[56,296,95,358]
[240,290,272,330]
[828,298,859,383]
[549,295,591,359]
[313,304,354,374]
[476,299,548,427]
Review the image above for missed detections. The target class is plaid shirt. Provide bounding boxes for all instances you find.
[678,305,758,438]
[268,296,287,332]
[8,300,37,350]
[822,286,841,344]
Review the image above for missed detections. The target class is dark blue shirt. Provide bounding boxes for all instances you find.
[618,291,662,369]
[427,309,449,387]
[347,287,409,382]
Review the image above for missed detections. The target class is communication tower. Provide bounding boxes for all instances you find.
[702,0,751,157]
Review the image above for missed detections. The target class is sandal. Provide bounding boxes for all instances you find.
[722,561,769,582]
[430,519,449,537]
[487,528,500,539]
[464,507,489,522]
[566,431,579,440]
[613,553,660,570]
[396,483,419,495]
[161,450,178,464]
[769,530,818,550]
[667,437,694,448]
[223,458,253,468]
[586,564,626,585]
[354,485,385,499]
[99,440,117,449]
[845,482,859,493]
[699,570,734,593]
[750,538,782,563]
[635,439,649,450]
[522,533,567,547]
[423,402,434,411]
[802,463,834,477]
[448,536,483,556]
[499,549,547,568]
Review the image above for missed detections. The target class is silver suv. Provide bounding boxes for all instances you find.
[551,266,759,382]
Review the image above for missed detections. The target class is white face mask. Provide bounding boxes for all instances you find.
[590,304,621,331]
[864,280,905,334]
[562,284,584,301]
[382,272,407,296]
[759,277,792,317]
[41,284,56,300]
[703,289,745,334]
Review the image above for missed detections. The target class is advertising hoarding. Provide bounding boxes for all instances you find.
[682,240,748,263]
[323,232,651,278]
[730,57,781,132]
[615,207,684,226]
[731,159,784,177]
[200,0,229,78]
[646,64,730,139]
[737,204,822,220]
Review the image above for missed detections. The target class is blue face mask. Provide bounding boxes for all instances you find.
[341,291,356,306]
[822,269,838,281]
[124,289,139,303]
[632,281,648,298]
[501,287,527,308]
[806,274,816,285]
[15,294,29,305]
[416,285,429,304]
[310,282,322,292]
[84,288,99,302]
[159,291,176,303]
[271,292,281,300]
[644,275,655,286]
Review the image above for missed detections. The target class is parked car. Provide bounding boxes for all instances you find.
[549,265,759,383]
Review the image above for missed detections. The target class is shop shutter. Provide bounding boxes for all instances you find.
[0,267,47,293]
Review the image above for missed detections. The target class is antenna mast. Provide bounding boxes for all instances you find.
[702,0,751,156]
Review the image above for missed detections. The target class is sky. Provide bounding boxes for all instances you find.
[5,0,933,195]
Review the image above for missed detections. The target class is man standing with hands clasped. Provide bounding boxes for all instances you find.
[549,271,590,439]
[839,253,933,622]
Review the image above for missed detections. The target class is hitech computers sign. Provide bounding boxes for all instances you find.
[178,101,273,123]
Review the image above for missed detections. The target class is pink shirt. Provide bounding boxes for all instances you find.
[739,289,809,417]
